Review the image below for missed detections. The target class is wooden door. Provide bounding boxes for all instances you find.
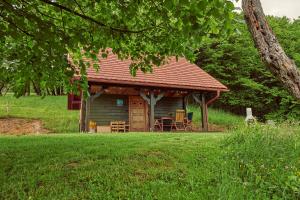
[129,96,148,131]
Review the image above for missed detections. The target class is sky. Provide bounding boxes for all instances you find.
[234,0,300,19]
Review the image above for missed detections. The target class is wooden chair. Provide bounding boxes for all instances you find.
[172,109,186,131]
[154,119,162,131]
[184,112,193,131]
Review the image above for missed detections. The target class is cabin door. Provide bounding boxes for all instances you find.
[129,96,148,131]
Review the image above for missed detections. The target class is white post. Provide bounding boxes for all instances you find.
[245,108,256,124]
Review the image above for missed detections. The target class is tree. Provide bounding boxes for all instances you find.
[242,0,300,99]
[0,0,234,96]
[196,14,300,120]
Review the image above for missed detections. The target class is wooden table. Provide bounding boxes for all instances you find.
[160,117,174,131]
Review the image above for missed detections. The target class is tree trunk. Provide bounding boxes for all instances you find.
[242,0,300,99]
[51,89,56,96]
[32,81,42,96]
[24,80,30,96]
[0,83,4,96]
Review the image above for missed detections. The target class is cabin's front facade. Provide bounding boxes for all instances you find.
[68,50,228,132]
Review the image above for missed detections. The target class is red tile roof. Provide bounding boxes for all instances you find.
[72,51,228,92]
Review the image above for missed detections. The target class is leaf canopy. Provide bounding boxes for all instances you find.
[0,0,235,96]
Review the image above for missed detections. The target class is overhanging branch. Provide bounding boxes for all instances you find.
[40,0,155,34]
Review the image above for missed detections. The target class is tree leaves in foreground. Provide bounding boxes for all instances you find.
[0,0,234,96]
[197,15,300,120]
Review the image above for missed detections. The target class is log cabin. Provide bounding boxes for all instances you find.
[67,50,228,132]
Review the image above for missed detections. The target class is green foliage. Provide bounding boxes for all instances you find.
[220,125,300,199]
[0,0,235,96]
[197,14,300,120]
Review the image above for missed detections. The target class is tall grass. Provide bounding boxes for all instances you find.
[188,105,244,129]
[219,125,300,199]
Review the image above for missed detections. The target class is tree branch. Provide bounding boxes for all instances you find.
[40,0,155,34]
[0,13,34,37]
[242,0,300,99]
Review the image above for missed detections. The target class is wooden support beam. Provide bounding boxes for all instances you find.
[201,94,209,132]
[140,92,150,104]
[193,91,220,132]
[192,93,202,104]
[155,93,164,103]
[140,90,164,131]
[193,93,204,130]
[150,91,155,131]
[91,90,104,102]
[79,97,86,132]
[85,96,91,132]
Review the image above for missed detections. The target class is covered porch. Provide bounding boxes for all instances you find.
[77,84,221,133]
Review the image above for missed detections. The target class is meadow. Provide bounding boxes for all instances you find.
[0,95,299,199]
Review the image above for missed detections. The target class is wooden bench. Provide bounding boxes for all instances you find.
[110,121,129,132]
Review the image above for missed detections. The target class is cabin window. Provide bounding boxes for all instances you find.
[116,99,124,106]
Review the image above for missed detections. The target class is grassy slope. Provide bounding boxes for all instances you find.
[188,105,244,129]
[0,133,225,199]
[0,95,243,133]
[0,95,79,133]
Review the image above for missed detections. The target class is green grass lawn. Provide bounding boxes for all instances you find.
[0,95,243,133]
[1,127,299,199]
[0,133,226,199]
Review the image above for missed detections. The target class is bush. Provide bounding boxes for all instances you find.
[219,125,300,199]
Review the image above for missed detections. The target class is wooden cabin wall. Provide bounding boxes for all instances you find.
[155,97,184,118]
[89,94,129,126]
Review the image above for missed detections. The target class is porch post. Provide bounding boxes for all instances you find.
[79,97,86,132]
[85,96,91,132]
[140,90,164,132]
[150,91,155,131]
[201,94,209,132]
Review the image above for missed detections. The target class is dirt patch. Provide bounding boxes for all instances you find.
[208,123,227,132]
[65,160,80,168]
[0,117,49,135]
[192,123,227,132]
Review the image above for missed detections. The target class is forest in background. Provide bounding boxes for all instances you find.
[197,15,300,121]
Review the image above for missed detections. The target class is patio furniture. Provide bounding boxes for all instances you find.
[154,119,162,131]
[171,109,186,131]
[97,125,111,133]
[110,121,126,132]
[161,117,173,131]
[184,112,193,131]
